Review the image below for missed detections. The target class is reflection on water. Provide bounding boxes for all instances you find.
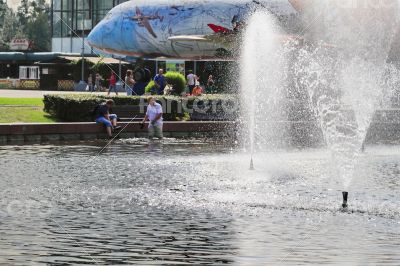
[0,139,399,265]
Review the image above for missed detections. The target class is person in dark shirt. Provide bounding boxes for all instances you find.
[94,99,121,138]
[87,73,94,92]
[153,68,166,95]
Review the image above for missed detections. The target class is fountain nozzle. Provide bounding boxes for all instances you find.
[249,157,254,170]
[342,191,348,208]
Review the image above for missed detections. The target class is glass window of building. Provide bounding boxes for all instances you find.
[62,0,72,10]
[53,1,61,10]
[52,11,62,37]
[61,11,73,37]
[94,0,114,24]
[74,0,91,36]
[51,0,128,52]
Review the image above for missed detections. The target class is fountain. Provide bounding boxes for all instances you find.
[240,10,288,167]
[241,0,400,209]
[299,0,400,205]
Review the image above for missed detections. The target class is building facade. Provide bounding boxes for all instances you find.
[51,0,127,53]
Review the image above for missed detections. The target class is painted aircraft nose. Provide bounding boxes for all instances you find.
[87,24,103,50]
[87,16,125,55]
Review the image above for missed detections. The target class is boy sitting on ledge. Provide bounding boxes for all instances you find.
[94,99,121,138]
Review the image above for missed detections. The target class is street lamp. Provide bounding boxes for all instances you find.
[74,11,88,91]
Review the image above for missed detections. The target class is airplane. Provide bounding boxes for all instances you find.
[86,0,309,60]
[130,7,164,38]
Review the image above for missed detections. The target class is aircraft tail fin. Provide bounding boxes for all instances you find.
[207,24,231,33]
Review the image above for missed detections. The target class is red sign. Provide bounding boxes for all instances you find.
[10,39,33,51]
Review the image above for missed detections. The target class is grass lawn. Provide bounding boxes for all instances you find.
[0,98,55,123]
[0,98,45,106]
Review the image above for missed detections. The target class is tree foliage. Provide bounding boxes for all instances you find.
[26,11,51,51]
[0,3,18,51]
[0,0,51,51]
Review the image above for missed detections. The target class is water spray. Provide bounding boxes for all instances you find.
[361,142,365,153]
[342,191,348,209]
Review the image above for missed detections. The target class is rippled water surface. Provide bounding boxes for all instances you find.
[0,139,399,265]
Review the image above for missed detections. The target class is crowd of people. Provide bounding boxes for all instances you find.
[90,69,218,139]
[87,68,217,96]
[186,70,216,95]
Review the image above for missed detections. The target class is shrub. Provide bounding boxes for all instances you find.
[145,72,186,95]
[145,80,156,94]
[43,94,239,122]
[165,72,186,95]
[44,94,104,122]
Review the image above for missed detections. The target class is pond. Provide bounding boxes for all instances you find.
[0,139,399,265]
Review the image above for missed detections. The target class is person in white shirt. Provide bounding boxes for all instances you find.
[142,96,163,139]
[186,70,196,95]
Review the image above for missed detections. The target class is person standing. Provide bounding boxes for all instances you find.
[94,73,102,92]
[153,69,166,95]
[87,73,94,92]
[192,85,203,96]
[125,70,136,96]
[195,74,200,86]
[187,70,196,95]
[206,75,215,94]
[107,72,118,95]
[142,96,163,139]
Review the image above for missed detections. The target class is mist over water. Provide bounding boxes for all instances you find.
[299,0,400,188]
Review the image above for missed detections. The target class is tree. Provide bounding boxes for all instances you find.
[16,0,29,34]
[0,1,9,43]
[0,3,18,51]
[26,11,51,51]
[0,1,7,21]
[15,0,51,51]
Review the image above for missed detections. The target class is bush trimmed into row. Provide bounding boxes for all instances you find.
[43,94,240,122]
[44,94,103,122]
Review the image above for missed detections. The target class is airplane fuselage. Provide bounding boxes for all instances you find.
[87,0,301,59]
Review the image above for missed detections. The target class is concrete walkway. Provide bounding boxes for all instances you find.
[0,89,125,98]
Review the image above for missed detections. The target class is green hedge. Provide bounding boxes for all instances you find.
[44,94,103,122]
[165,72,186,95]
[145,71,186,95]
[43,94,239,122]
[144,80,156,94]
